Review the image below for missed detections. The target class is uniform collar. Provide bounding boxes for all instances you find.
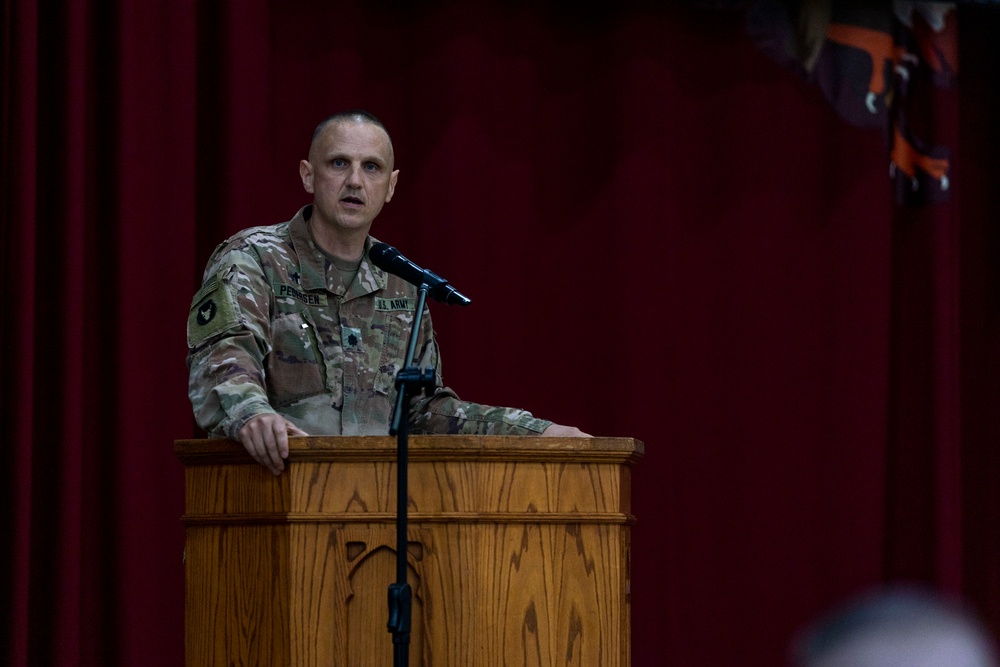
[290,205,389,297]
[348,236,389,300]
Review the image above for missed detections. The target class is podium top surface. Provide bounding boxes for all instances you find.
[175,435,644,466]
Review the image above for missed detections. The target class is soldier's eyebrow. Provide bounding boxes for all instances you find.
[326,151,388,168]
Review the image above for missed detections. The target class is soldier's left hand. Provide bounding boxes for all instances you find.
[541,423,592,437]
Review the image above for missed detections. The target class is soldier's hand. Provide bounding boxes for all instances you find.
[238,414,308,475]
[541,423,592,438]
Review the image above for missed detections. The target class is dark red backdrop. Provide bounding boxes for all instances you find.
[3,1,999,665]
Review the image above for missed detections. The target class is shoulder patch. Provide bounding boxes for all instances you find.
[187,274,240,347]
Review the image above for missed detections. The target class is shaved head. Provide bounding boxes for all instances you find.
[309,109,393,165]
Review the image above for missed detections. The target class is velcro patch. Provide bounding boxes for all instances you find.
[274,283,329,307]
[187,275,239,347]
[375,297,414,311]
[343,326,363,351]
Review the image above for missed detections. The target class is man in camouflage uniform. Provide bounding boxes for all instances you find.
[187,110,586,474]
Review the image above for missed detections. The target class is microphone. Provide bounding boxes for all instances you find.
[368,242,472,307]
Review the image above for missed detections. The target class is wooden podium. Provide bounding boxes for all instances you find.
[174,435,643,666]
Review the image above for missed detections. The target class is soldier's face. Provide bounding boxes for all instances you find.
[300,120,398,236]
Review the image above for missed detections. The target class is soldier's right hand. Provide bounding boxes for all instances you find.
[238,414,309,475]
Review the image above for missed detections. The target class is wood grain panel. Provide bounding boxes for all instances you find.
[177,436,641,666]
[184,525,291,665]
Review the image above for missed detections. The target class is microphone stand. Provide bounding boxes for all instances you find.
[386,283,436,667]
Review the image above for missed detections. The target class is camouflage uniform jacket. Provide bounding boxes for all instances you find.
[186,205,552,439]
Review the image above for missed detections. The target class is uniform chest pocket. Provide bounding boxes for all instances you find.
[372,308,415,397]
[266,310,327,406]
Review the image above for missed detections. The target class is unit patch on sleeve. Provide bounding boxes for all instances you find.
[187,275,240,347]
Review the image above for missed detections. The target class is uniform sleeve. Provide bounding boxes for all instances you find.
[409,388,553,435]
[404,315,552,435]
[186,250,277,439]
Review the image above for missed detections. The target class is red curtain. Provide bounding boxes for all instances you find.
[3,2,998,665]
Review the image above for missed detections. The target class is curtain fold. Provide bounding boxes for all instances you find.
[4,1,41,664]
[882,8,964,591]
[2,2,997,665]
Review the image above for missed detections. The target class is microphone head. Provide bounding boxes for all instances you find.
[368,242,399,269]
[369,241,426,288]
[367,241,471,306]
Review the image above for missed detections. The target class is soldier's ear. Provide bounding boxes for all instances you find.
[300,160,314,194]
[385,169,399,203]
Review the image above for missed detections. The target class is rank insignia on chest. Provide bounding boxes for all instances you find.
[343,326,363,351]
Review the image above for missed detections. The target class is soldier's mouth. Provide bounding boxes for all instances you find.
[341,196,364,205]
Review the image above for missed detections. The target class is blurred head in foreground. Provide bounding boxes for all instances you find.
[791,586,999,667]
